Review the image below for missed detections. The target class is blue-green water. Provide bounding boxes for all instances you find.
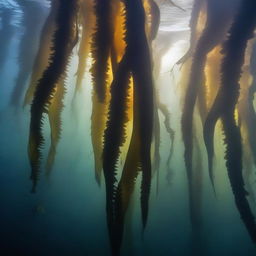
[1,0,256,255]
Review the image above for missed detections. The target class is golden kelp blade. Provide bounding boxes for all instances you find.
[91,0,127,185]
[29,0,79,192]
[202,45,222,185]
[23,0,59,107]
[46,78,66,176]
[91,0,113,102]
[146,0,160,41]
[74,0,95,96]
[205,45,222,110]
[111,0,126,66]
[102,1,154,255]
[247,40,256,167]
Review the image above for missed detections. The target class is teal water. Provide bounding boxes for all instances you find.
[1,0,256,255]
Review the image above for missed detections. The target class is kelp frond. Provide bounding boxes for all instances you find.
[23,0,59,107]
[204,0,256,241]
[46,78,66,176]
[74,0,95,96]
[91,0,113,102]
[29,0,79,192]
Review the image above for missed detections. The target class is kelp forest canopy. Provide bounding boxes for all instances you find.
[1,0,256,255]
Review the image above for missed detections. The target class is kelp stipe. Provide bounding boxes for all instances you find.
[175,0,204,67]
[90,0,120,186]
[237,55,256,208]
[102,0,154,254]
[29,0,79,192]
[23,0,59,107]
[91,0,113,103]
[102,40,132,256]
[45,78,66,176]
[112,94,141,256]
[124,0,154,232]
[182,0,239,195]
[204,0,256,242]
[91,0,127,186]
[247,40,256,166]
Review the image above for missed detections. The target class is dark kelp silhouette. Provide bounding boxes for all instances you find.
[175,0,204,68]
[19,0,256,254]
[201,0,240,191]
[237,50,256,208]
[23,0,59,107]
[46,12,79,176]
[91,84,112,185]
[90,0,127,186]
[102,53,132,255]
[91,0,113,102]
[29,0,79,193]
[90,0,124,186]
[112,96,142,256]
[10,0,46,107]
[102,0,154,254]
[148,0,160,42]
[46,78,66,176]
[204,0,256,241]
[182,0,239,195]
[247,40,256,166]
[23,0,68,178]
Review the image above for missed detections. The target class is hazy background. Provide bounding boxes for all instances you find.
[0,0,256,255]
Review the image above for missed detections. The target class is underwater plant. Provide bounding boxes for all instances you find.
[28,0,79,192]
[2,0,256,255]
[203,0,256,241]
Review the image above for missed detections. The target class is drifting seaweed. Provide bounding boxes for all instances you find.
[102,0,154,254]
[29,0,79,193]
[46,78,66,176]
[182,0,239,199]
[204,0,256,241]
[91,0,113,102]
[247,40,256,166]
[175,0,205,67]
[23,0,59,107]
